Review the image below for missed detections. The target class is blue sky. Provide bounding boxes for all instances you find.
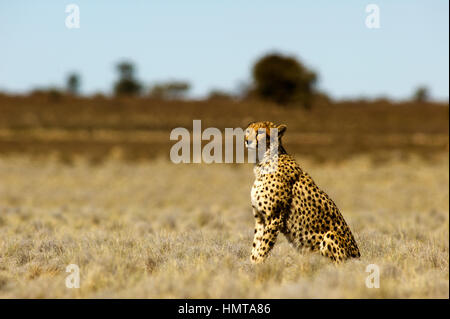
[0,1,448,100]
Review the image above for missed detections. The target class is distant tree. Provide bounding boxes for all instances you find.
[149,81,190,100]
[66,73,80,95]
[413,86,430,103]
[91,92,107,100]
[148,84,166,99]
[113,61,142,96]
[165,81,190,99]
[252,53,317,108]
[207,89,233,101]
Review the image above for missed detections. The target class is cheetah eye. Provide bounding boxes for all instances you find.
[256,129,265,137]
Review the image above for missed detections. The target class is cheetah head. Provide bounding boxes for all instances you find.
[244,121,287,151]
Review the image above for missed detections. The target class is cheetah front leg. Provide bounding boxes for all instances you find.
[251,207,266,262]
[250,212,282,264]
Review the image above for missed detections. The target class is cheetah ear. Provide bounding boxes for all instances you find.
[245,121,256,128]
[277,124,287,137]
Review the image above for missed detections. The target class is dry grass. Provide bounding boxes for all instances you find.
[0,152,448,298]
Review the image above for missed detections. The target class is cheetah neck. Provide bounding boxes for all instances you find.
[254,143,287,176]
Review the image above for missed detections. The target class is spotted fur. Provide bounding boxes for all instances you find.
[245,121,360,264]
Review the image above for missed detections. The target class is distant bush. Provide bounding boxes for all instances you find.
[113,61,142,97]
[413,86,430,103]
[30,87,64,102]
[66,73,80,95]
[91,92,107,100]
[149,81,190,100]
[312,91,332,107]
[207,89,234,101]
[252,53,317,108]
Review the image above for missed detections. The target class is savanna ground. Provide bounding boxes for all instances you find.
[0,95,448,298]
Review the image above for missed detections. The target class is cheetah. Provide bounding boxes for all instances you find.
[244,121,360,264]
